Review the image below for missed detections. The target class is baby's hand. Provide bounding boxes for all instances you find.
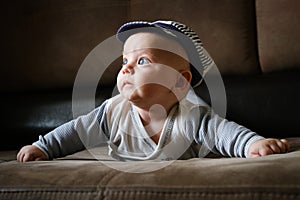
[17,145,48,162]
[248,138,289,158]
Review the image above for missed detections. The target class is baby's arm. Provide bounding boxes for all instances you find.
[16,119,85,162]
[193,106,289,158]
[248,138,289,158]
[17,101,109,162]
[17,145,48,162]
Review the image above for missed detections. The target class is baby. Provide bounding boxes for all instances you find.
[17,20,289,162]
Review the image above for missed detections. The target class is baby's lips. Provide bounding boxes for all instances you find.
[123,80,133,87]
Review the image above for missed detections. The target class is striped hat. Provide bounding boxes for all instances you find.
[117,20,216,87]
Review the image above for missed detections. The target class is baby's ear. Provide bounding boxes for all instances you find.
[175,70,192,88]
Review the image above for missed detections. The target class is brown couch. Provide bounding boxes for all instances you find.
[1,0,300,199]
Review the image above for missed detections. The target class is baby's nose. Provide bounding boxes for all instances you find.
[122,63,135,74]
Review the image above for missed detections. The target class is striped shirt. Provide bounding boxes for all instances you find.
[34,90,264,160]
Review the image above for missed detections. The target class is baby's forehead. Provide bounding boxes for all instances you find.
[123,32,188,60]
[123,47,167,56]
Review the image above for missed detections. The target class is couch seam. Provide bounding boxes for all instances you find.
[103,188,300,200]
[252,0,263,74]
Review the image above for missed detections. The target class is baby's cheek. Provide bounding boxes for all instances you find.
[145,72,176,89]
[116,75,124,91]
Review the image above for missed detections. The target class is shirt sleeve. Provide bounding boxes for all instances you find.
[33,100,109,159]
[189,106,264,158]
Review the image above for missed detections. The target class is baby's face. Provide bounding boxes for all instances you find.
[117,32,190,108]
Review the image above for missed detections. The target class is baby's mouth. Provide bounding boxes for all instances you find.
[122,81,134,88]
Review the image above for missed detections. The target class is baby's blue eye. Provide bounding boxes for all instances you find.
[138,57,150,65]
[122,59,128,66]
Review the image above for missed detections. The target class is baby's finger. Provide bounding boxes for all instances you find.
[23,153,34,162]
[16,151,21,162]
[17,151,23,162]
[278,140,288,153]
[280,139,289,151]
[269,142,281,153]
[18,152,27,163]
[259,146,274,156]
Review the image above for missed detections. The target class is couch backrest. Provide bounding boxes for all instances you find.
[1,0,300,91]
[256,0,300,72]
[129,0,261,76]
[1,0,127,91]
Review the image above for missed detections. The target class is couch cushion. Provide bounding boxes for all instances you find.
[0,147,299,200]
[256,0,300,72]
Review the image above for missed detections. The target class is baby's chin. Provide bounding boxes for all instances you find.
[119,89,140,103]
[123,91,155,109]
